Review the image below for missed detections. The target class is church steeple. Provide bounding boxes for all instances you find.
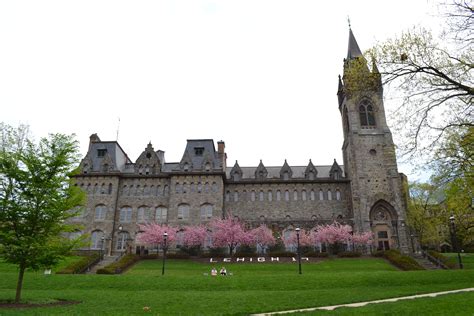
[347,28,363,60]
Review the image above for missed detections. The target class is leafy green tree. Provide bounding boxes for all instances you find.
[369,0,473,164]
[0,123,84,302]
[407,182,445,248]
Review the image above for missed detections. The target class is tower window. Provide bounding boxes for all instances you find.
[359,100,376,128]
[97,149,107,157]
[194,147,204,156]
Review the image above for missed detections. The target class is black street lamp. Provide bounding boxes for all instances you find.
[295,228,302,275]
[162,232,168,276]
[449,215,463,269]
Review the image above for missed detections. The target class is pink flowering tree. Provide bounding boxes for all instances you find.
[182,225,208,249]
[136,224,177,252]
[249,225,276,254]
[351,231,374,252]
[312,222,352,253]
[283,229,313,252]
[210,218,252,255]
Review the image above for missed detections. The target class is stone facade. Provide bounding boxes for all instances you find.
[71,29,411,254]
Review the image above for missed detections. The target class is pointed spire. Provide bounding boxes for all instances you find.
[280,159,293,179]
[347,28,363,60]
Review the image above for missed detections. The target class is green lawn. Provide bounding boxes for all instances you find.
[443,252,474,269]
[1,257,474,315]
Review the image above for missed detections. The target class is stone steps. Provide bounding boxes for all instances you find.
[86,255,120,274]
[412,254,443,270]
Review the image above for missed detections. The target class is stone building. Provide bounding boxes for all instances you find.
[71,29,410,254]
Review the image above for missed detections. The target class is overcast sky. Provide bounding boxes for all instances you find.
[1,1,439,178]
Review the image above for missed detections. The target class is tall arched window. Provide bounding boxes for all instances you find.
[268,190,273,202]
[178,204,190,220]
[251,190,256,201]
[204,182,210,193]
[116,231,130,250]
[293,190,298,201]
[328,189,332,200]
[137,206,151,223]
[359,99,376,128]
[108,183,113,194]
[95,205,107,221]
[285,190,290,201]
[276,190,281,201]
[319,189,324,200]
[259,190,264,201]
[200,204,213,220]
[310,190,315,201]
[119,207,132,222]
[234,191,239,202]
[91,230,104,249]
[336,189,341,200]
[302,190,307,201]
[226,191,231,202]
[155,206,167,223]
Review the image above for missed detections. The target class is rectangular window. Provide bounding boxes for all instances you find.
[378,231,388,239]
[194,147,204,156]
[97,149,107,157]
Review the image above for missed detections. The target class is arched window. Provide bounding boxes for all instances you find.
[200,204,213,220]
[91,230,104,249]
[283,171,290,180]
[234,191,239,202]
[155,206,167,223]
[108,183,113,194]
[95,205,107,221]
[119,207,132,222]
[100,183,105,194]
[137,206,152,223]
[226,191,231,202]
[268,190,273,202]
[143,185,150,195]
[293,190,298,201]
[336,189,341,200]
[310,190,315,201]
[204,182,210,193]
[197,182,202,193]
[156,185,161,196]
[93,183,98,194]
[178,204,190,220]
[136,185,141,196]
[319,189,324,200]
[259,190,264,201]
[182,183,187,194]
[276,190,281,201]
[251,190,256,201]
[163,185,169,196]
[359,99,376,128]
[302,190,307,201]
[116,231,130,250]
[328,189,332,200]
[175,183,182,194]
[212,182,218,192]
[285,190,290,201]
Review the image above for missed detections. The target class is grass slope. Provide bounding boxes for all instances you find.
[0,257,473,315]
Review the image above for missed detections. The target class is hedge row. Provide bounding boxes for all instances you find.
[337,251,362,258]
[97,254,140,274]
[374,250,424,270]
[56,253,100,274]
[427,250,456,269]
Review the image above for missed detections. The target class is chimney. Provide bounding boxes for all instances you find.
[217,140,227,169]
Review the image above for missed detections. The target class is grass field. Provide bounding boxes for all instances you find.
[444,252,474,269]
[1,257,474,315]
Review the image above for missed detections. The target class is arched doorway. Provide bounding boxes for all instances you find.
[370,200,398,251]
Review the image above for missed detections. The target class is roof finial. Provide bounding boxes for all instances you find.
[347,16,351,29]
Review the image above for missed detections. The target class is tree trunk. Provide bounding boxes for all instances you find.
[15,264,26,303]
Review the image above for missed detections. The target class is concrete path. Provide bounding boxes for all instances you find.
[250,287,474,315]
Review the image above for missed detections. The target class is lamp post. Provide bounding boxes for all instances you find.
[100,236,105,260]
[295,228,302,275]
[162,232,168,276]
[449,215,463,269]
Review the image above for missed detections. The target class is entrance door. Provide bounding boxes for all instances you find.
[377,231,390,251]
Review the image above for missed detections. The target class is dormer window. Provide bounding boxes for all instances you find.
[97,149,107,157]
[194,147,204,156]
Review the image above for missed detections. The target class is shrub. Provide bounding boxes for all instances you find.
[96,254,140,274]
[234,245,257,257]
[304,251,329,258]
[178,246,201,256]
[427,250,456,269]
[56,253,100,274]
[375,250,424,271]
[337,251,362,258]
[200,248,227,258]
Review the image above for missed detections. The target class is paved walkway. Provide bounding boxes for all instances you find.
[250,287,474,315]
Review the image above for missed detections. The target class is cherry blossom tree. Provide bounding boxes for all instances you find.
[136,224,177,251]
[249,225,276,254]
[182,225,208,248]
[312,222,352,253]
[210,218,252,255]
[283,229,312,252]
[351,231,374,251]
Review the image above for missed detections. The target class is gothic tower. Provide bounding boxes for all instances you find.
[338,29,410,253]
